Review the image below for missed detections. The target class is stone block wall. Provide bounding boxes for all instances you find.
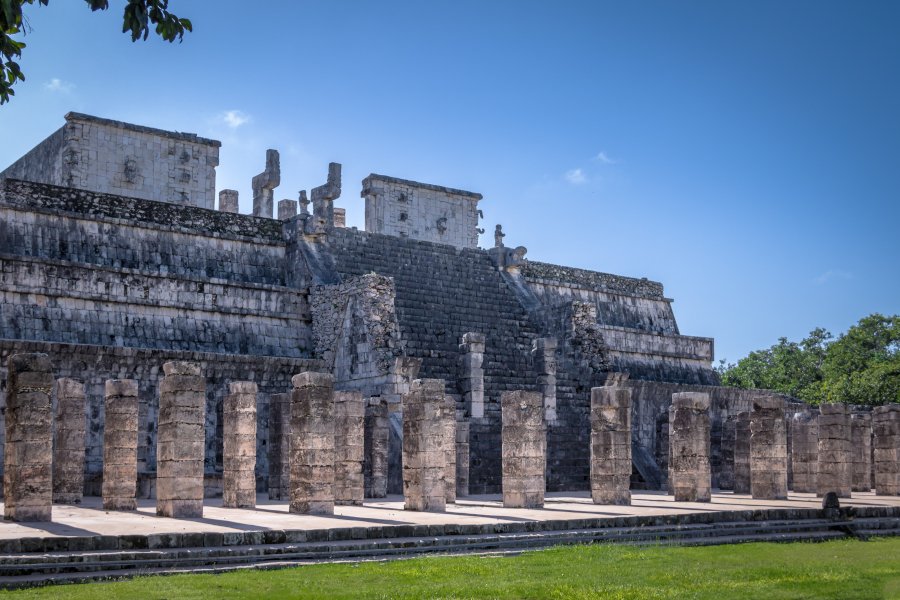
[1,113,220,208]
[362,174,482,249]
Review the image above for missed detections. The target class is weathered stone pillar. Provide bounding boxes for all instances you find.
[501,390,546,508]
[334,390,364,506]
[590,386,632,505]
[851,412,873,492]
[719,414,736,490]
[223,381,257,509]
[252,149,279,219]
[443,395,457,504]
[817,403,851,498]
[267,392,291,500]
[156,361,206,518]
[402,379,447,512]
[3,353,54,522]
[102,379,139,511]
[669,392,711,502]
[278,199,297,220]
[290,372,335,514]
[459,333,485,419]
[750,396,788,500]
[790,412,818,493]
[532,338,558,422]
[218,189,238,213]
[456,413,470,498]
[364,397,389,498]
[53,378,86,504]
[733,411,751,494]
[873,404,900,496]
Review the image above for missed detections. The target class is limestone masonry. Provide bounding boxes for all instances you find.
[5,112,886,505]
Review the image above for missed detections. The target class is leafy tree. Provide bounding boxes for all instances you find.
[1,0,191,105]
[718,314,900,406]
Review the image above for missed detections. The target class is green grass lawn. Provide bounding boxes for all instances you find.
[3,537,900,599]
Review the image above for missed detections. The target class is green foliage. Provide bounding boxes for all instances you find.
[0,0,190,105]
[718,313,900,406]
[2,538,899,599]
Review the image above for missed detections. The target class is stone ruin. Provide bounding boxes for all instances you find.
[501,390,546,508]
[590,386,632,505]
[790,411,818,494]
[668,392,711,502]
[817,403,852,498]
[850,412,873,492]
[0,112,894,514]
[749,396,788,500]
[873,404,900,496]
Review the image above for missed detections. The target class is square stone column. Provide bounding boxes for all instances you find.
[669,392,711,502]
[456,412,470,498]
[218,189,238,213]
[53,378,86,504]
[817,403,851,498]
[501,390,546,508]
[459,333,485,419]
[851,412,873,492]
[750,396,788,500]
[267,392,291,500]
[733,412,751,494]
[790,412,818,493]
[873,404,900,496]
[364,397,389,498]
[156,361,206,518]
[4,353,54,522]
[403,378,447,512]
[532,338,558,422]
[334,390,365,506]
[103,379,139,511]
[443,395,458,504]
[278,199,298,220]
[223,381,257,509]
[290,372,335,514]
[719,414,736,491]
[590,386,632,505]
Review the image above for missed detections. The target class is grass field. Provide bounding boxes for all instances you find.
[3,537,899,599]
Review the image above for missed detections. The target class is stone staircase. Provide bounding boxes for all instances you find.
[1,507,897,589]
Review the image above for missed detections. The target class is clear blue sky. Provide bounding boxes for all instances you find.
[2,1,898,364]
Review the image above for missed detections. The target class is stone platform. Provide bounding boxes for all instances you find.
[1,491,898,588]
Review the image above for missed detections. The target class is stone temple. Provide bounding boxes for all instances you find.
[0,112,889,502]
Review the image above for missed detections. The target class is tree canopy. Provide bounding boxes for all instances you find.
[717,313,900,406]
[1,0,191,105]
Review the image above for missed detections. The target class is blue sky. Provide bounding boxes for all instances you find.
[1,1,898,363]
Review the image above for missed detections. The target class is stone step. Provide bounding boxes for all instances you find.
[1,517,896,589]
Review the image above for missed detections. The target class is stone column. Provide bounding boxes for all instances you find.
[3,353,54,522]
[719,414,736,490]
[267,392,291,500]
[290,372,335,514]
[501,390,546,508]
[334,390,365,506]
[851,412,872,492]
[278,199,298,220]
[456,412,470,498]
[750,396,788,500]
[53,378,86,504]
[156,361,206,518]
[364,397,389,498]
[459,333,485,419]
[817,403,851,498]
[669,392,711,502]
[218,189,239,213]
[590,386,632,505]
[790,412,818,493]
[402,379,447,512]
[223,381,257,509]
[443,395,457,504]
[102,379,139,511]
[733,411,751,494]
[873,404,899,496]
[532,338,558,422]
